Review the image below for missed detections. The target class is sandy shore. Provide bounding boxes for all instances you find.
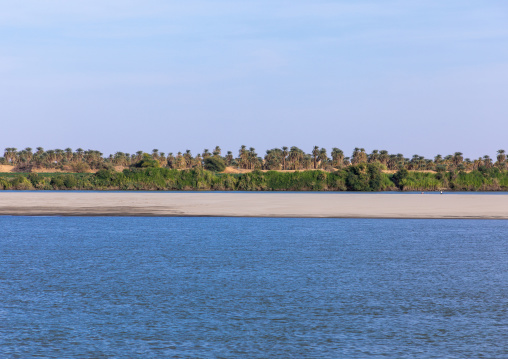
[0,192,507,219]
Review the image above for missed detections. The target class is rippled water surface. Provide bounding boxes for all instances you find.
[1,217,507,358]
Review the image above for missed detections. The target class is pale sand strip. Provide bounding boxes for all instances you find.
[0,192,507,218]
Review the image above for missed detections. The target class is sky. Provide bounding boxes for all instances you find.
[1,0,507,159]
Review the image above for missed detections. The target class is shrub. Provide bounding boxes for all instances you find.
[48,174,78,189]
[0,177,12,190]
[435,165,447,173]
[98,163,116,171]
[50,176,65,189]
[63,174,77,188]
[11,176,34,190]
[71,162,91,173]
[367,164,384,191]
[27,173,41,186]
[95,169,114,180]
[343,164,385,191]
[204,157,226,172]
[392,169,409,189]
[134,154,160,168]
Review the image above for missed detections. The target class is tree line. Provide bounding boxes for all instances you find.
[1,146,506,172]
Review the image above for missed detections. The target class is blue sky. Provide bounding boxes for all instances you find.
[1,0,507,158]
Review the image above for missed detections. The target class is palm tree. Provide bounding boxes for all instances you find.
[288,146,304,170]
[19,147,32,165]
[351,148,367,165]
[64,148,73,162]
[302,154,312,169]
[473,157,483,170]
[189,153,199,168]
[386,155,397,170]
[483,155,492,168]
[176,152,184,169]
[318,148,328,169]
[167,153,175,168]
[443,155,453,169]
[368,149,380,163]
[331,148,344,168]
[496,149,506,168]
[238,145,248,169]
[55,149,65,164]
[184,150,193,168]
[463,158,473,171]
[213,146,221,157]
[11,148,18,164]
[410,154,420,170]
[312,146,319,169]
[225,151,233,166]
[248,147,258,169]
[75,148,84,162]
[113,152,125,166]
[281,146,288,170]
[46,150,56,166]
[264,149,282,170]
[395,154,405,170]
[452,152,463,167]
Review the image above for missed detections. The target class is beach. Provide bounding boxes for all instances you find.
[0,192,507,219]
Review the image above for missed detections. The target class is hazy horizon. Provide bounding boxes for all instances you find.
[1,1,507,159]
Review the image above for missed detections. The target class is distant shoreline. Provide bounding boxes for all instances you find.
[1,166,508,192]
[1,193,507,219]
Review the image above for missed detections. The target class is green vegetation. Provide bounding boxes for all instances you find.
[1,146,506,173]
[0,164,507,191]
[134,153,160,168]
[0,146,506,191]
[203,157,226,172]
[0,165,387,191]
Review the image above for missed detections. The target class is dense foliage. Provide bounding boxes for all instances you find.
[1,164,507,191]
[1,145,506,191]
[1,146,506,172]
[203,157,226,172]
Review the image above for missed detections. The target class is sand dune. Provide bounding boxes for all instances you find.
[0,192,507,218]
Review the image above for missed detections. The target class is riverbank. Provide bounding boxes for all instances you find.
[1,166,508,191]
[0,193,507,219]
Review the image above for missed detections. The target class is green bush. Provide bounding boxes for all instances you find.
[27,173,41,187]
[133,154,160,168]
[50,176,65,189]
[95,169,114,180]
[0,177,12,190]
[203,157,226,172]
[392,169,408,189]
[63,174,77,188]
[11,176,34,190]
[1,165,506,191]
[71,162,91,173]
[345,164,383,191]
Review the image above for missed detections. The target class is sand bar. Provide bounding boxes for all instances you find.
[0,192,507,219]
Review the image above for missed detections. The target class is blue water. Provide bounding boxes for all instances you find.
[1,217,506,358]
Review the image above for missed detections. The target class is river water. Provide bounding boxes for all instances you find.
[1,217,506,358]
